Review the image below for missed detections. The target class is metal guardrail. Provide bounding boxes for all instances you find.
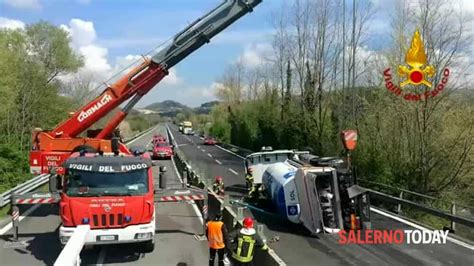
[218,142,254,158]
[0,174,51,208]
[167,124,286,265]
[54,225,90,266]
[0,126,157,208]
[368,189,474,228]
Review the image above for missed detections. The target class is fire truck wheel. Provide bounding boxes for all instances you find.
[141,239,155,253]
[72,145,97,153]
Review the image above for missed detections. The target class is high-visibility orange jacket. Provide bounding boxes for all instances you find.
[207,220,228,249]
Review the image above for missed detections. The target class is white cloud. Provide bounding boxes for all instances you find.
[2,0,41,10]
[174,82,218,106]
[62,19,96,48]
[60,19,111,83]
[0,17,25,30]
[238,43,272,68]
[78,45,111,80]
[162,68,182,86]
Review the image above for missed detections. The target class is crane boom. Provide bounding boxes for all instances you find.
[30,0,263,174]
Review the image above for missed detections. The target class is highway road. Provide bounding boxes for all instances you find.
[0,125,208,266]
[168,123,474,266]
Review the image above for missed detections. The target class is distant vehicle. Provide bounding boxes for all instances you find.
[203,137,217,145]
[178,122,184,133]
[152,136,173,159]
[152,134,167,143]
[182,121,193,135]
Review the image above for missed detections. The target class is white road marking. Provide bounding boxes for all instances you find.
[207,153,212,158]
[215,145,245,159]
[201,149,206,153]
[215,160,222,165]
[0,205,41,235]
[371,207,474,250]
[96,246,107,265]
[169,129,204,226]
[197,146,201,149]
[228,168,239,175]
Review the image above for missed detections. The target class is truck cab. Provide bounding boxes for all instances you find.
[244,149,306,184]
[57,153,155,252]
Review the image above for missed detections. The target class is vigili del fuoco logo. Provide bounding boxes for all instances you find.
[383,29,450,101]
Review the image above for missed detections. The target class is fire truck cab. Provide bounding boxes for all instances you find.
[57,153,156,252]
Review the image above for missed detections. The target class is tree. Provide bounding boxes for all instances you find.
[0,22,83,192]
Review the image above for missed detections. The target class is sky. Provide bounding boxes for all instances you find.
[0,0,473,107]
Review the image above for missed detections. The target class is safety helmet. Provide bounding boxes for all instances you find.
[243,217,254,228]
[215,176,223,182]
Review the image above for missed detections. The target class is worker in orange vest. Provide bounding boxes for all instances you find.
[206,210,229,266]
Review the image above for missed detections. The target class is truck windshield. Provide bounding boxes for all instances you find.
[155,143,169,147]
[65,169,149,197]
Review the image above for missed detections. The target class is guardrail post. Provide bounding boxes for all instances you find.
[223,195,230,208]
[12,205,19,241]
[397,191,404,214]
[159,168,167,189]
[256,224,267,244]
[235,207,244,226]
[451,202,456,231]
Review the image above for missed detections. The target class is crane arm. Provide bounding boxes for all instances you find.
[50,0,262,139]
[152,0,261,69]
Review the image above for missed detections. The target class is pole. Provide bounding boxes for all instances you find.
[12,205,20,241]
[451,202,456,231]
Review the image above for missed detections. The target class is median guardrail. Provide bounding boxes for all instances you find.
[166,124,286,265]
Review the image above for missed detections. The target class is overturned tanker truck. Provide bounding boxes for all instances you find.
[245,130,371,234]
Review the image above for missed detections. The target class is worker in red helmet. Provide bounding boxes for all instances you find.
[231,217,268,265]
[213,176,225,196]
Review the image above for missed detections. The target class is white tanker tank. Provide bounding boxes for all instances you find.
[261,162,300,223]
[261,159,371,234]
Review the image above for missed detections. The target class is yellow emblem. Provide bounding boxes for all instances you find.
[398,29,435,87]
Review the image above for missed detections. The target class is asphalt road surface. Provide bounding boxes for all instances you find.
[0,125,208,266]
[167,123,474,266]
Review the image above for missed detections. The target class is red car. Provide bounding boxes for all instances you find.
[203,137,217,145]
[152,135,173,159]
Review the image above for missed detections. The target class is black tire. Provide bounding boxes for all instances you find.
[141,240,155,253]
[72,145,97,153]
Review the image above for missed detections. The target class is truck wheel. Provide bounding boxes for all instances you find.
[141,240,155,253]
[72,145,97,153]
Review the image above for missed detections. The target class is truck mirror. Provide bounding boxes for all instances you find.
[111,137,120,155]
[49,175,62,192]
